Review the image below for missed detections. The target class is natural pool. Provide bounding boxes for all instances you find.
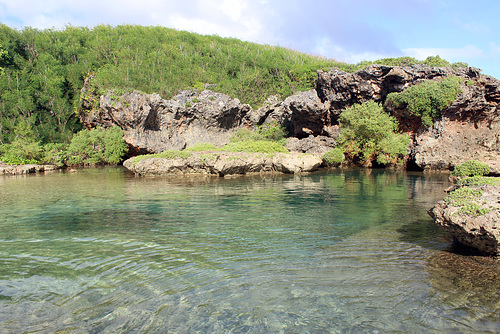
[0,168,499,333]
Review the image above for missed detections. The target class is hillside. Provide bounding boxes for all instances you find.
[0,24,467,146]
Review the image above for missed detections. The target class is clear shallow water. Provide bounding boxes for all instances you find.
[0,168,499,333]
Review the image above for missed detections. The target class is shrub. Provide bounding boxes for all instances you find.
[41,143,69,166]
[323,148,344,166]
[452,160,491,177]
[337,101,409,165]
[386,76,462,127]
[67,126,128,165]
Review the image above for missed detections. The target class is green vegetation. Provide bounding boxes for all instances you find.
[444,187,490,217]
[185,143,219,151]
[131,150,192,167]
[230,121,287,144]
[0,126,128,166]
[457,176,500,187]
[336,101,409,166]
[386,76,463,127]
[0,23,469,166]
[221,140,288,154]
[357,55,467,69]
[322,147,345,166]
[452,160,491,177]
[443,161,497,217]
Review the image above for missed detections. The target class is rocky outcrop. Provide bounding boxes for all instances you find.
[80,87,333,155]
[429,184,500,255]
[410,78,500,173]
[251,90,333,138]
[0,163,60,175]
[81,89,253,154]
[317,64,500,172]
[123,152,322,177]
[80,64,500,173]
[285,135,338,155]
[316,64,481,115]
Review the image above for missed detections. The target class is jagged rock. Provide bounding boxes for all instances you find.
[316,64,499,172]
[285,135,338,155]
[410,79,500,173]
[316,64,481,116]
[81,89,253,154]
[429,185,500,255]
[252,89,332,138]
[123,152,322,177]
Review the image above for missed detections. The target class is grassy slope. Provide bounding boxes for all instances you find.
[0,23,466,145]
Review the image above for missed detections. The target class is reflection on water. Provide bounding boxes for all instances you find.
[0,167,498,333]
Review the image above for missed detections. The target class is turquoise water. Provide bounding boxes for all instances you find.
[1,168,499,333]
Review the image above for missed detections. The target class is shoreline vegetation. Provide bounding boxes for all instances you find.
[0,24,468,170]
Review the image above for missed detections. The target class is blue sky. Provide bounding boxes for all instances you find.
[1,0,500,78]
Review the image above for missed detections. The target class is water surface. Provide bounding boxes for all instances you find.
[1,168,499,333]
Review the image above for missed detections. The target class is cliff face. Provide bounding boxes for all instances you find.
[316,64,500,172]
[79,64,500,172]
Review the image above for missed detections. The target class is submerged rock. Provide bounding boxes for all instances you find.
[429,184,500,255]
[123,152,322,177]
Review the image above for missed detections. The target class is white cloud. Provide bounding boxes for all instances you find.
[403,45,484,61]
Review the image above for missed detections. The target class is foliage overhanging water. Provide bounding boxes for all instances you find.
[1,168,499,333]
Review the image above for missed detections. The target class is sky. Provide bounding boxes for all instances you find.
[1,0,500,78]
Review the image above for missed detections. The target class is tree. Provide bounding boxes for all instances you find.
[337,101,409,166]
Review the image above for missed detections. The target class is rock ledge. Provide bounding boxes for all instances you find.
[429,184,500,255]
[123,152,322,177]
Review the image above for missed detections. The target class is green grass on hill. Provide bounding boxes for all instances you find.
[0,23,467,147]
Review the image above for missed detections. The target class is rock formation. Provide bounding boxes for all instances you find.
[123,152,322,177]
[429,184,500,255]
[80,64,500,173]
[80,89,253,154]
[317,64,500,172]
[0,163,59,175]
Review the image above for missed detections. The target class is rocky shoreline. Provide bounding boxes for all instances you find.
[0,163,61,175]
[123,151,323,177]
[429,183,500,256]
[79,64,500,173]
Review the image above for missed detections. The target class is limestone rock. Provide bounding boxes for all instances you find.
[285,135,338,155]
[410,80,500,173]
[316,64,481,117]
[123,152,322,177]
[429,185,500,255]
[253,89,332,138]
[0,164,60,175]
[81,89,253,154]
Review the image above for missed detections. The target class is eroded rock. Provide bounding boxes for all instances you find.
[429,185,500,255]
[123,152,322,177]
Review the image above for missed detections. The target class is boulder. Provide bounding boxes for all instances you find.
[285,135,338,155]
[251,89,332,138]
[429,184,500,255]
